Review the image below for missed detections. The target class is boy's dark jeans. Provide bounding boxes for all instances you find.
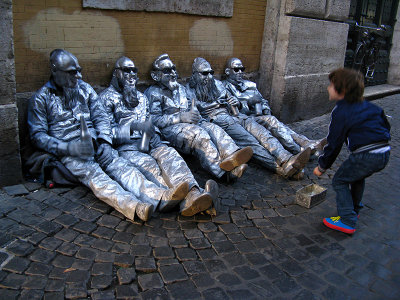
[332,150,390,228]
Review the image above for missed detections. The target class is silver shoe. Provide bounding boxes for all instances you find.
[159,181,189,212]
[219,146,253,171]
[180,188,212,216]
[227,164,248,182]
[135,203,153,222]
[204,179,219,200]
[278,148,310,178]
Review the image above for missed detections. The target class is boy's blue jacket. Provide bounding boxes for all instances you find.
[318,99,391,170]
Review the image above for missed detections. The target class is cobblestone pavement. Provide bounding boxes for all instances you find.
[0,95,399,300]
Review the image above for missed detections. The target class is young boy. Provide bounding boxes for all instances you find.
[314,68,391,234]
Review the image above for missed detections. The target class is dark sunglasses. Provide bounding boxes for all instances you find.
[198,70,214,76]
[233,67,245,72]
[118,67,138,73]
[63,68,82,75]
[161,66,176,74]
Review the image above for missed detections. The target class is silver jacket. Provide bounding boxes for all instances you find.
[145,84,196,128]
[223,79,271,115]
[185,79,233,121]
[28,80,112,155]
[99,82,149,151]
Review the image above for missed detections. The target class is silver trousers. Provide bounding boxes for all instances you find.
[61,153,164,220]
[241,117,292,165]
[211,114,281,171]
[255,115,311,153]
[160,122,240,178]
[119,144,199,191]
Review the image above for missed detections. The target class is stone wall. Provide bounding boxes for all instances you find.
[259,0,351,122]
[0,0,23,186]
[388,5,400,85]
[13,0,266,92]
[83,0,234,17]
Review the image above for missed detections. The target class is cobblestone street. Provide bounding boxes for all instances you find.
[0,95,399,300]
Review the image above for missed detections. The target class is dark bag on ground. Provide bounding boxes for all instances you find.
[25,151,79,186]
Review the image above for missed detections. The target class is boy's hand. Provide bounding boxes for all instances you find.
[313,166,323,177]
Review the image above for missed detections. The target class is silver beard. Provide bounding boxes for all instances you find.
[63,86,80,110]
[166,79,179,91]
[122,85,139,109]
[190,77,220,103]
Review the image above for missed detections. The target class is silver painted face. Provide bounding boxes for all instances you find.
[53,53,82,88]
[158,58,179,91]
[194,62,214,86]
[227,59,245,82]
[116,59,138,88]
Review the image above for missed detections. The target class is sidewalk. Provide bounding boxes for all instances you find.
[0,95,399,299]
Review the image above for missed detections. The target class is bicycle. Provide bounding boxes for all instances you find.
[351,22,387,82]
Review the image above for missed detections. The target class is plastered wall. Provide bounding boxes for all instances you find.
[13,0,267,92]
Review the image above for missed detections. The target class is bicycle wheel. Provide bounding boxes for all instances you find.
[352,42,365,71]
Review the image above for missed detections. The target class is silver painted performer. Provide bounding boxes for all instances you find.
[145,54,253,182]
[223,58,326,156]
[28,49,187,222]
[186,57,311,178]
[99,56,216,216]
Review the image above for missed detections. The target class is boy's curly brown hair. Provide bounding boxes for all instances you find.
[329,68,364,103]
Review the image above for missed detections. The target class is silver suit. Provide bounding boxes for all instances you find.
[145,83,241,178]
[185,79,292,171]
[98,80,198,191]
[28,80,164,220]
[223,79,313,153]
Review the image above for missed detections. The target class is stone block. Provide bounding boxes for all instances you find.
[90,275,113,289]
[2,257,30,274]
[0,62,16,106]
[2,184,28,196]
[138,273,164,291]
[6,239,34,257]
[25,262,52,276]
[135,257,156,273]
[285,0,325,18]
[83,0,234,17]
[116,285,138,299]
[283,17,348,76]
[0,104,23,186]
[117,267,136,284]
[285,0,350,21]
[325,0,351,21]
[271,72,336,122]
[159,264,188,284]
[0,273,26,289]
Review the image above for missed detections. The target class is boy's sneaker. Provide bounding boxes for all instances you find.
[323,216,356,234]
